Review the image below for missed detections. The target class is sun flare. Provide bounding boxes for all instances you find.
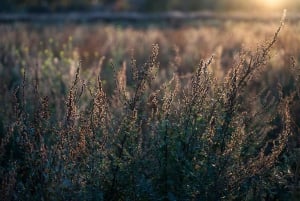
[259,0,284,9]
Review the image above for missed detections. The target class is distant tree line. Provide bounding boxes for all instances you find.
[1,0,300,13]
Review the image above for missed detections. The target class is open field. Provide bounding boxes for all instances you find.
[1,11,300,23]
[0,14,300,200]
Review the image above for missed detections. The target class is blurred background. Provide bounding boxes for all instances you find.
[0,1,300,200]
[0,0,300,13]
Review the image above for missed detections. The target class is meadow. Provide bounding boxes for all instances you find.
[0,15,300,200]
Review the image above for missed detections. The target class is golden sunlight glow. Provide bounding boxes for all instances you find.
[262,0,284,8]
[258,0,285,9]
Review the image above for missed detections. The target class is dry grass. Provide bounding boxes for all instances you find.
[0,15,300,201]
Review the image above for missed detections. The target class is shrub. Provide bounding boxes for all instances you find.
[1,11,299,201]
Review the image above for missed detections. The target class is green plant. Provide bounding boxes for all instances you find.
[1,11,299,201]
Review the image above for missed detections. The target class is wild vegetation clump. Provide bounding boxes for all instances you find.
[1,14,300,201]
